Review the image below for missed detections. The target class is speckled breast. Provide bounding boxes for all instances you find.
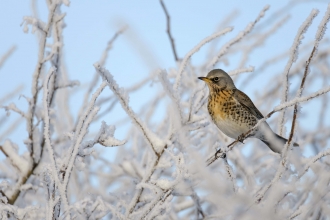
[207,89,257,138]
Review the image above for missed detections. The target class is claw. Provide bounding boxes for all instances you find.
[215,149,226,159]
[237,134,245,143]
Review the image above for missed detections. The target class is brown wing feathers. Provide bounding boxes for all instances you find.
[233,89,264,120]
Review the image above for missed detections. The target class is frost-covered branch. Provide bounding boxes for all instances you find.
[2,103,28,118]
[0,46,16,69]
[174,27,233,92]
[224,157,237,192]
[1,2,330,219]
[62,82,106,190]
[0,85,24,106]
[300,148,330,179]
[228,66,254,76]
[26,1,59,167]
[255,7,330,203]
[208,5,269,68]
[42,67,69,216]
[278,9,319,136]
[94,64,164,155]
[76,28,126,130]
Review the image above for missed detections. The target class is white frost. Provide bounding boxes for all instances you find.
[2,140,32,175]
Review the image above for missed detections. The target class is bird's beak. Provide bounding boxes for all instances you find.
[198,77,211,83]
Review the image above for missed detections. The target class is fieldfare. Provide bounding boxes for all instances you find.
[198,69,298,153]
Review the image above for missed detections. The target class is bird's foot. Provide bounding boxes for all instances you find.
[215,148,226,159]
[216,151,226,159]
[237,134,245,143]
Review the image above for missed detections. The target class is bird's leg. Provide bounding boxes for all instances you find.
[215,148,226,159]
[237,134,245,143]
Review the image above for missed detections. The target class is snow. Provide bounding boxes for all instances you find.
[2,140,31,175]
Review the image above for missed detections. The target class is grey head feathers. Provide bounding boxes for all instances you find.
[206,69,236,90]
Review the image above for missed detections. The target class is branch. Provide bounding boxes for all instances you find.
[0,46,16,69]
[0,141,31,175]
[94,64,164,156]
[99,26,127,67]
[2,103,28,118]
[157,69,184,122]
[7,4,70,205]
[174,27,233,93]
[255,6,330,203]
[63,82,106,190]
[208,5,269,68]
[26,2,58,166]
[299,148,330,179]
[278,9,319,136]
[76,27,126,131]
[228,66,255,76]
[190,188,205,218]
[42,67,69,214]
[224,157,237,192]
[94,65,172,217]
[0,85,24,106]
[55,80,80,90]
[239,15,290,68]
[160,0,179,62]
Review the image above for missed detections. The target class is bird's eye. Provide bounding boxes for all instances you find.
[213,77,219,82]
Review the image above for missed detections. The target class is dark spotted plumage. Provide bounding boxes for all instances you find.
[198,69,299,153]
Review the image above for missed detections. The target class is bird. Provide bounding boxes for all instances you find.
[198,69,298,153]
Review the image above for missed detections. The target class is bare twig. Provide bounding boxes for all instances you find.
[160,0,179,62]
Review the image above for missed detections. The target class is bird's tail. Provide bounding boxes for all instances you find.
[261,134,299,154]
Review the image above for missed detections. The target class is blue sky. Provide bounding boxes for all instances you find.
[0,0,329,159]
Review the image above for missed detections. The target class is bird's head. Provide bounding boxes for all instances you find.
[198,69,236,91]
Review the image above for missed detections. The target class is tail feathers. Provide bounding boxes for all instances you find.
[261,134,299,154]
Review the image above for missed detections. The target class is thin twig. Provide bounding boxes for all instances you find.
[190,188,205,219]
[160,0,179,62]
[224,157,237,192]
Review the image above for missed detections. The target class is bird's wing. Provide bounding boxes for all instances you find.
[233,89,264,119]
